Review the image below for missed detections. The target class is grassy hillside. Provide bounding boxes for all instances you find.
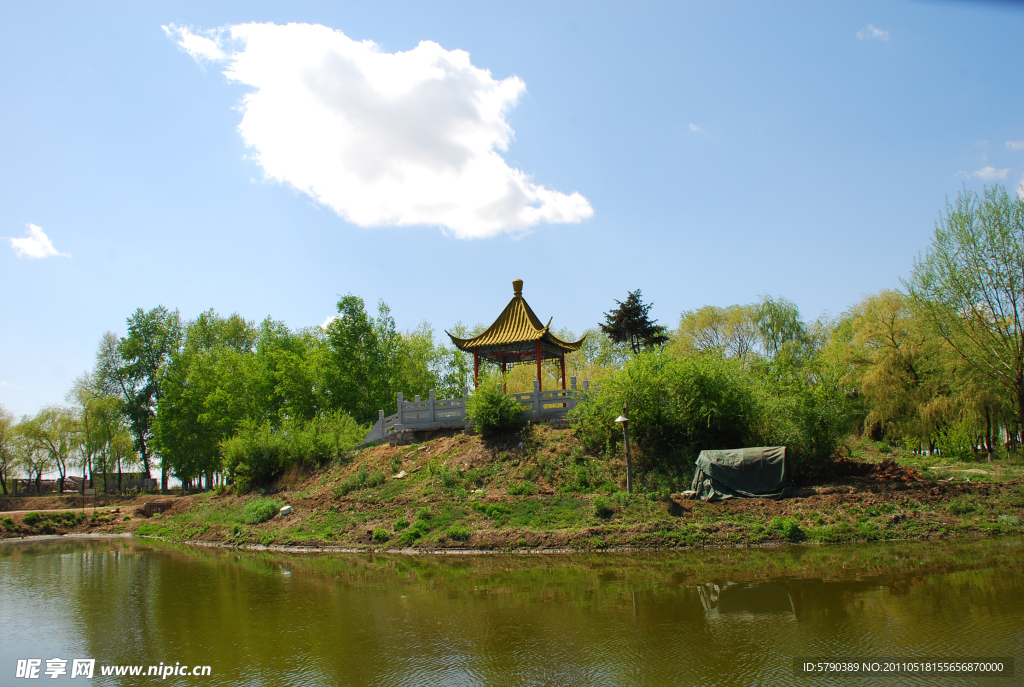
[3,425,1023,550]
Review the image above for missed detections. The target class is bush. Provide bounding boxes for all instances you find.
[372,527,390,542]
[434,466,463,490]
[593,497,615,519]
[472,502,512,519]
[240,498,281,525]
[559,461,606,494]
[570,351,757,480]
[393,516,410,531]
[22,511,82,530]
[934,418,978,462]
[222,423,288,494]
[769,516,805,542]
[508,482,537,496]
[445,524,471,542]
[223,412,366,493]
[334,467,386,496]
[366,470,387,489]
[398,523,428,545]
[466,384,525,437]
[945,497,977,515]
[752,349,856,481]
[571,348,856,484]
[282,411,366,466]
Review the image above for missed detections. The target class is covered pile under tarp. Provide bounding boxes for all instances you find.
[683,447,790,501]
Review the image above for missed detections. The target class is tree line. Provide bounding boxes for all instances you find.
[1,184,1021,494]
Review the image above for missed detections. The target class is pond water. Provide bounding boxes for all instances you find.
[1,536,1021,685]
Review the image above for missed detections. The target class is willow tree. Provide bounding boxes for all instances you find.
[23,406,79,493]
[844,289,967,449]
[672,304,759,360]
[906,184,1024,438]
[0,405,14,495]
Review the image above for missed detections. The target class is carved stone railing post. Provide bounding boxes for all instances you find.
[428,390,435,422]
[396,392,404,425]
[532,380,541,419]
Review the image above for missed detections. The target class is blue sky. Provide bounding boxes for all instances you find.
[2,1,1023,417]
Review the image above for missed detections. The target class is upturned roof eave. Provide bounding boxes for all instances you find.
[444,280,586,353]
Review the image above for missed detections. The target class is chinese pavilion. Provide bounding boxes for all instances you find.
[447,279,585,390]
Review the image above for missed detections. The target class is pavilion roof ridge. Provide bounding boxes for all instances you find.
[446,279,585,353]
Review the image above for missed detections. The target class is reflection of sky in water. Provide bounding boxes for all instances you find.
[1,538,1022,686]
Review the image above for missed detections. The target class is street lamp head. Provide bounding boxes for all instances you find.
[615,415,628,424]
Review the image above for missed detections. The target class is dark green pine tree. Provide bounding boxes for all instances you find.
[600,290,669,354]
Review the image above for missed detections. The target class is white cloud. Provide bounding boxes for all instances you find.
[0,381,16,389]
[164,25,226,61]
[1008,140,1024,151]
[688,123,704,135]
[165,22,593,238]
[857,24,890,41]
[1017,173,1024,199]
[972,166,1011,181]
[320,315,337,329]
[9,224,70,259]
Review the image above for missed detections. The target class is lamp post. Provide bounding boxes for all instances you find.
[615,403,633,494]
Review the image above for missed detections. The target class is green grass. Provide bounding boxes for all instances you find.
[334,467,387,497]
[445,524,471,542]
[593,497,615,519]
[240,498,282,525]
[507,482,538,496]
[22,511,85,532]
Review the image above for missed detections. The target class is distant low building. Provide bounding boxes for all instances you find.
[90,472,156,492]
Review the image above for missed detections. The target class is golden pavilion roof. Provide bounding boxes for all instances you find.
[446,279,585,361]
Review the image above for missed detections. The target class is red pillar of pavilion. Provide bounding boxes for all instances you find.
[560,350,567,407]
[535,340,542,391]
[473,347,480,389]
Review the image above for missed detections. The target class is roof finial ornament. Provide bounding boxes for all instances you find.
[513,278,523,296]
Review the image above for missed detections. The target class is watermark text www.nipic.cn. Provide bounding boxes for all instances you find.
[15,659,212,679]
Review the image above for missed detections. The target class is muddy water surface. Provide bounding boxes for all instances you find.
[1,536,1022,685]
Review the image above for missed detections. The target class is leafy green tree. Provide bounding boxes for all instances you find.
[248,319,326,424]
[92,401,130,494]
[570,327,630,373]
[96,306,183,488]
[431,321,475,398]
[600,290,669,355]
[755,296,807,359]
[906,185,1024,433]
[0,405,14,495]
[672,304,759,360]
[12,419,52,493]
[323,296,404,423]
[155,311,257,491]
[22,406,79,493]
[68,374,124,490]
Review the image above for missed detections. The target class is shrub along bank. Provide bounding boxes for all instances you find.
[569,350,853,489]
[7,425,1012,551]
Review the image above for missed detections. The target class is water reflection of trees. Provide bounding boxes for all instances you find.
[2,537,1022,686]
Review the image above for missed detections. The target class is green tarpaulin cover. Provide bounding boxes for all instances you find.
[685,447,789,501]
